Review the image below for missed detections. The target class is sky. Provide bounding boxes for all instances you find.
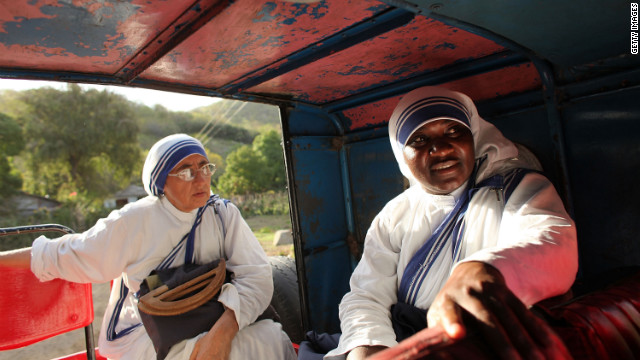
[0,79,220,112]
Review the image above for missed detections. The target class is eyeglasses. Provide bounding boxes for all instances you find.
[167,163,216,181]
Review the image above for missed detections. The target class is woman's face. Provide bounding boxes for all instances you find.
[403,119,475,195]
[163,154,211,212]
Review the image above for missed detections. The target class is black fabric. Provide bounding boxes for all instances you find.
[137,260,230,360]
[297,303,426,359]
[297,331,341,360]
[391,302,428,342]
[138,260,280,360]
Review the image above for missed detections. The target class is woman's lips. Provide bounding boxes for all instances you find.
[430,159,458,171]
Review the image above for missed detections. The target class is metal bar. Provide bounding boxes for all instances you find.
[220,8,415,94]
[535,60,574,216]
[323,50,529,114]
[0,224,74,236]
[115,0,230,83]
[84,323,97,360]
[278,105,311,333]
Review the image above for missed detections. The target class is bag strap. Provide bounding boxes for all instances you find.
[398,164,532,306]
[107,194,229,341]
[138,259,227,316]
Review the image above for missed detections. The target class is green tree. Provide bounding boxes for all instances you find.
[217,145,264,195]
[19,84,140,202]
[216,130,286,196]
[252,130,286,190]
[0,113,25,198]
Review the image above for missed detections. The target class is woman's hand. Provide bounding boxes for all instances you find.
[189,307,239,360]
[426,261,571,360]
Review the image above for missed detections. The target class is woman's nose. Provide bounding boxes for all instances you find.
[429,139,453,155]
[193,170,210,182]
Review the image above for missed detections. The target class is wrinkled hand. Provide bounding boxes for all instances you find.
[189,307,239,360]
[426,261,571,360]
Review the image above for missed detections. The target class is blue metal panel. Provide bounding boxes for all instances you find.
[400,0,629,68]
[347,137,405,256]
[289,134,352,331]
[487,104,566,199]
[288,105,342,136]
[304,245,352,333]
[563,86,640,277]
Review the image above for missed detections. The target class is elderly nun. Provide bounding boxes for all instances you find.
[324,87,578,359]
[0,134,297,360]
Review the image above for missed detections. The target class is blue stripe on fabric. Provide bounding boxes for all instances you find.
[149,139,206,196]
[401,189,469,304]
[106,278,142,341]
[185,196,218,264]
[398,161,533,307]
[107,195,223,343]
[398,157,483,305]
[503,169,530,202]
[395,97,471,147]
[150,140,190,195]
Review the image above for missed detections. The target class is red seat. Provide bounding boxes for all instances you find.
[369,269,640,360]
[0,225,106,360]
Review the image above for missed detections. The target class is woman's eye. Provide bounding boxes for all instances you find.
[446,125,462,137]
[408,135,427,146]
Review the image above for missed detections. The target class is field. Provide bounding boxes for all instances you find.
[245,214,294,257]
[0,214,293,360]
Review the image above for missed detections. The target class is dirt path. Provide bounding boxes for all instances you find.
[0,282,110,360]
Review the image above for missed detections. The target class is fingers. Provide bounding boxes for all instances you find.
[428,263,571,360]
[474,287,572,360]
[189,338,201,360]
[427,296,466,339]
[506,297,572,359]
[477,291,539,360]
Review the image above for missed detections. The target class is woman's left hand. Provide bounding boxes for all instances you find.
[426,261,571,360]
[189,307,239,360]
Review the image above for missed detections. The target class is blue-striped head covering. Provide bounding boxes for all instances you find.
[389,86,519,186]
[391,93,472,150]
[142,134,208,196]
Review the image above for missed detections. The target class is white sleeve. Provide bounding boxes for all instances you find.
[30,209,135,284]
[326,209,401,358]
[216,202,273,330]
[461,172,578,305]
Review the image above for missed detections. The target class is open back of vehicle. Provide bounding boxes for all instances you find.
[1,0,639,338]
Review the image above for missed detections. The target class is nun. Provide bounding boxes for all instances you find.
[0,134,297,360]
[324,86,578,359]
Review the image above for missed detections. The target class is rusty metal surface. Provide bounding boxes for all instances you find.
[0,0,541,115]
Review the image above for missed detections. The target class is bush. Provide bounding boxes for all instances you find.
[0,201,110,251]
[228,191,290,217]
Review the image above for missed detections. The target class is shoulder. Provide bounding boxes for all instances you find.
[117,195,161,217]
[375,187,420,226]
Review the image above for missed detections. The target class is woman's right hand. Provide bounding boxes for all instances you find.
[189,307,239,360]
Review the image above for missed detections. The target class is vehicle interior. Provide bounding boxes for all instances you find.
[1,0,639,358]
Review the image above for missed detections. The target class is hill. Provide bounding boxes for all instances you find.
[192,99,281,132]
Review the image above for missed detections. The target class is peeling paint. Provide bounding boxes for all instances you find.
[249,16,506,103]
[0,1,137,58]
[143,0,387,87]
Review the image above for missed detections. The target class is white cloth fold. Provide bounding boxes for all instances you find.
[326,87,577,359]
